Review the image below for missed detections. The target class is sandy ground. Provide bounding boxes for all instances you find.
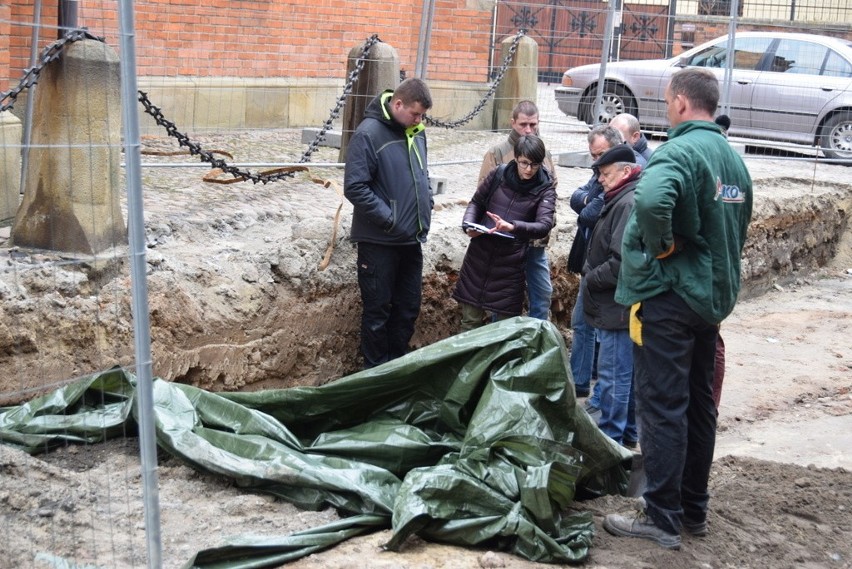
[2,85,852,568]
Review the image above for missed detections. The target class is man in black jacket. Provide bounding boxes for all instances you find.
[582,144,641,448]
[344,78,433,368]
[568,125,624,399]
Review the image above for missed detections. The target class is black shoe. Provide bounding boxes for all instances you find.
[623,439,638,450]
[682,519,707,537]
[575,387,590,398]
[603,512,681,550]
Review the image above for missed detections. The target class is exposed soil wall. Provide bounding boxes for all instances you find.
[1,129,850,405]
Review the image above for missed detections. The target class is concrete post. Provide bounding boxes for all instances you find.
[0,111,22,223]
[10,39,126,254]
[338,42,400,162]
[492,35,538,131]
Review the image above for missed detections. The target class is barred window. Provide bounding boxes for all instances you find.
[698,0,744,17]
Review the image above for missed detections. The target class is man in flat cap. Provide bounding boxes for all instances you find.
[581,143,642,449]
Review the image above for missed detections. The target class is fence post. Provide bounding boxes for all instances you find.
[591,0,618,126]
[338,42,400,162]
[0,111,22,223]
[10,39,126,254]
[492,34,538,131]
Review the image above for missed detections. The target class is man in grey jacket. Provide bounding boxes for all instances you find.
[344,78,433,368]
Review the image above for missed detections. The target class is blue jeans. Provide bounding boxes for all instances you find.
[525,246,553,320]
[588,375,602,407]
[356,242,423,369]
[570,278,596,392]
[595,328,637,445]
[634,291,718,535]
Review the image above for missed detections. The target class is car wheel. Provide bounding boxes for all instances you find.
[592,83,638,124]
[819,112,852,162]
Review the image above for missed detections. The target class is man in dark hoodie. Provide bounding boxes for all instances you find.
[609,113,653,164]
[343,78,433,369]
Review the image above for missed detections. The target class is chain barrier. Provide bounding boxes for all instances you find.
[301,34,382,162]
[423,28,526,129]
[139,34,383,184]
[0,30,103,113]
[4,29,526,182]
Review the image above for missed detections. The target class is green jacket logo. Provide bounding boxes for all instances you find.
[715,177,745,203]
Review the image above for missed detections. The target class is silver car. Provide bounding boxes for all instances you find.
[555,31,852,160]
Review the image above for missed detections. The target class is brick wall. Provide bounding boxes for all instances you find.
[4,0,495,86]
[0,3,9,93]
[7,2,849,114]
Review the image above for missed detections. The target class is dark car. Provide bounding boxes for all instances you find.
[555,31,852,160]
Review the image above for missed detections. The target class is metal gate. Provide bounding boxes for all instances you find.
[494,0,672,83]
[619,3,674,60]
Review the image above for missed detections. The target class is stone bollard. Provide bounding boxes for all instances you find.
[10,39,126,254]
[492,35,538,131]
[0,111,22,223]
[338,41,400,162]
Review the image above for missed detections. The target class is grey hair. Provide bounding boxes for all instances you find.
[588,124,624,147]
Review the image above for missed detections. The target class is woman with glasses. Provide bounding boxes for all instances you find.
[453,134,556,331]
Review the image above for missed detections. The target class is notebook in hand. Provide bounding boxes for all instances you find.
[463,221,515,239]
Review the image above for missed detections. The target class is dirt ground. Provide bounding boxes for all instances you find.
[2,269,850,569]
[1,95,852,568]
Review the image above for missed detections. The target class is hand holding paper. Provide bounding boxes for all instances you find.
[463,221,515,239]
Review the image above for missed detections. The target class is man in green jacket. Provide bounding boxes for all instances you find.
[603,68,753,550]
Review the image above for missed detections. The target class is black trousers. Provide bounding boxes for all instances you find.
[634,290,719,534]
[356,242,423,369]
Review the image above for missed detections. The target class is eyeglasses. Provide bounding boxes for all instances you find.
[517,159,541,170]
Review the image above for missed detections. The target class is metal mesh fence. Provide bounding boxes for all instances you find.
[0,0,850,566]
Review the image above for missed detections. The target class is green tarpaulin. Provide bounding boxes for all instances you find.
[0,317,633,567]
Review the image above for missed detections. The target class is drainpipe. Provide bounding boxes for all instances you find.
[58,0,79,38]
[414,0,435,79]
[19,0,43,195]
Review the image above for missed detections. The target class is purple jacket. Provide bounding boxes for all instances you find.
[453,163,556,316]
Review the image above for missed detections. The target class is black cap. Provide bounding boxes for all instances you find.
[715,114,731,130]
[591,144,635,169]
